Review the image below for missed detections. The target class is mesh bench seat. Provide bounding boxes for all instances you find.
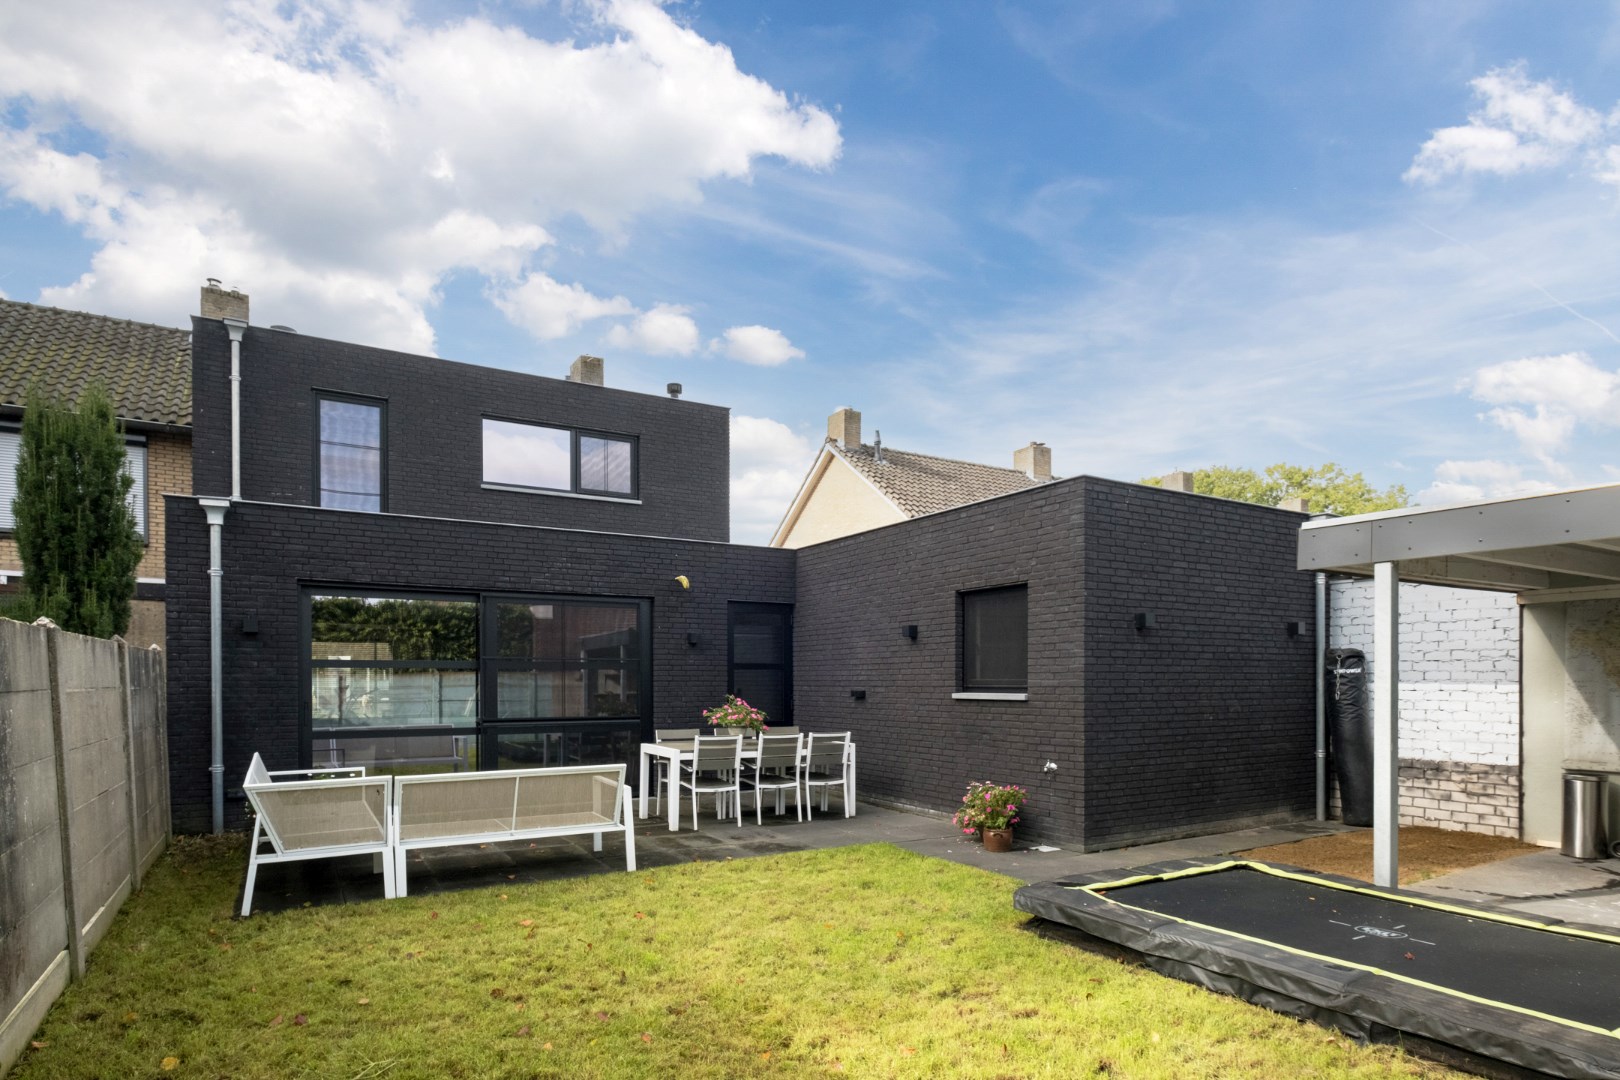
[392,765,635,895]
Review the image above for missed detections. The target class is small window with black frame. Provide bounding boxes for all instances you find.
[316,395,385,511]
[961,584,1028,693]
[482,418,636,499]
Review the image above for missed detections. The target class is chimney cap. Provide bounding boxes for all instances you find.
[667,382,682,399]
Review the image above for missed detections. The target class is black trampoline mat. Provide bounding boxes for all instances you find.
[1092,863,1620,1034]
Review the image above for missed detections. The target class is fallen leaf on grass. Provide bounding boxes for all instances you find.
[499,894,508,901]
[517,1026,531,1037]
[160,1056,179,1070]
[269,1015,283,1028]
[595,1011,611,1022]
[900,1047,916,1056]
[543,1042,553,1050]
[429,911,440,920]
[519,919,534,927]
[292,1015,308,1027]
[760,1051,771,1061]
[357,997,371,1006]
[640,1033,653,1043]
[1150,1032,1160,1043]
[491,988,506,999]
[122,1012,139,1024]
[633,912,646,920]
[29,1041,46,1050]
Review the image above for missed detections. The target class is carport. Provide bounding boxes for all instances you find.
[1298,482,1620,886]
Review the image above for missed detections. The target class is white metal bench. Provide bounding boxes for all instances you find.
[240,753,395,917]
[391,764,636,896]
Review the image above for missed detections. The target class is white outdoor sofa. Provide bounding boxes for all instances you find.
[240,752,395,917]
[391,764,636,897]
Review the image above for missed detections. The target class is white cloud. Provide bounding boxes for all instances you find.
[492,273,634,341]
[0,0,839,350]
[1415,459,1560,506]
[729,414,815,544]
[712,324,805,366]
[1468,352,1620,467]
[605,303,700,356]
[1405,63,1610,185]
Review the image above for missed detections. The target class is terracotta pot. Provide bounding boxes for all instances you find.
[982,827,1014,853]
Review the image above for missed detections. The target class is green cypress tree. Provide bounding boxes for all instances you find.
[11,384,144,637]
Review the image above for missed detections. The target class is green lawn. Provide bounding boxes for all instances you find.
[13,837,1461,1079]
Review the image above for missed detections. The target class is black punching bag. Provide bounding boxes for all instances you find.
[1326,648,1373,828]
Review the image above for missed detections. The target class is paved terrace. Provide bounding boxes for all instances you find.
[241,801,1620,931]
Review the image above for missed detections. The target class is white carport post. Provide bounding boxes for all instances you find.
[1372,561,1399,887]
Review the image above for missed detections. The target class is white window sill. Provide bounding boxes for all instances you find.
[481,483,641,505]
[951,692,1028,701]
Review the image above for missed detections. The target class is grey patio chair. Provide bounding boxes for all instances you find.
[743,732,803,823]
[677,733,743,829]
[651,727,701,814]
[803,731,852,819]
[240,752,394,916]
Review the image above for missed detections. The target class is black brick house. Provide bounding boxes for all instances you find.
[166,291,1316,847]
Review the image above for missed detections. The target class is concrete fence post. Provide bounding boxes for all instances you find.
[118,638,143,892]
[41,623,85,983]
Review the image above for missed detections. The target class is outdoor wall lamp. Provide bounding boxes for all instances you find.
[673,575,690,590]
[686,632,701,647]
[900,623,918,640]
[1286,620,1303,637]
[850,689,867,701]
[1134,612,1156,632]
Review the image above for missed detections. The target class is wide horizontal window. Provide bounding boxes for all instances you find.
[309,593,477,730]
[962,584,1028,694]
[482,418,636,498]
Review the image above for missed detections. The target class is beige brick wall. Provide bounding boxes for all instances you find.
[1329,759,1522,838]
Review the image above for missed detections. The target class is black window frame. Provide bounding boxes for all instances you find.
[481,415,638,500]
[960,584,1029,693]
[313,391,387,512]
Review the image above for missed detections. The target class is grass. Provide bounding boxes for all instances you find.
[1240,825,1540,885]
[12,837,1467,1079]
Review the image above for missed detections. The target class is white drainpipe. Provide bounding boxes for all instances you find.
[222,319,247,501]
[1315,571,1327,820]
[199,498,231,833]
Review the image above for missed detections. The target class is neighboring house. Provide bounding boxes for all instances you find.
[770,406,1055,548]
[166,288,1319,848]
[0,297,192,649]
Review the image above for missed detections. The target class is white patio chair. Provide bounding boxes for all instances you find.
[743,732,803,823]
[678,734,742,829]
[240,752,394,917]
[651,727,701,814]
[803,732,853,819]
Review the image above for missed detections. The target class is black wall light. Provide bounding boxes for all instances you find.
[850,689,867,701]
[1134,612,1156,632]
[686,632,701,647]
[1286,620,1302,637]
[900,623,918,641]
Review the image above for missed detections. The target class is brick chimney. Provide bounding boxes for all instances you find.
[200,278,249,322]
[828,407,861,450]
[1014,441,1052,481]
[1160,470,1196,493]
[1279,497,1311,513]
[569,355,604,386]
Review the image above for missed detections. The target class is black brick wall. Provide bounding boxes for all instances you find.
[191,318,729,542]
[1079,482,1317,847]
[164,496,792,833]
[793,476,1316,850]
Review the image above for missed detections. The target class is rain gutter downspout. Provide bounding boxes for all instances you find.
[222,319,247,501]
[1315,571,1327,820]
[199,497,231,834]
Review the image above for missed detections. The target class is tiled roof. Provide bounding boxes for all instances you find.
[838,442,1047,517]
[0,299,191,427]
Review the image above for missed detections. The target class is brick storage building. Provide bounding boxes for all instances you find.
[166,283,1320,844]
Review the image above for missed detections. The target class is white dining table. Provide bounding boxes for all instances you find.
[636,737,858,831]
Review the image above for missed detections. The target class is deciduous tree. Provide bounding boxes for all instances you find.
[1143,462,1408,516]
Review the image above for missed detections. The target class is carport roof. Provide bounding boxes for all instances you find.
[1297,482,1620,598]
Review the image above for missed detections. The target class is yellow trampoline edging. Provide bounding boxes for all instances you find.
[1068,859,1620,1040]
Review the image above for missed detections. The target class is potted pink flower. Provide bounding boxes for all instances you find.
[952,780,1028,852]
[701,694,769,736]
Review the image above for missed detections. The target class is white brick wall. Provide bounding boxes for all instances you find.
[1328,579,1521,834]
[1330,579,1519,766]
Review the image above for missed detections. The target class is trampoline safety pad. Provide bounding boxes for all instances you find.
[1014,860,1620,1079]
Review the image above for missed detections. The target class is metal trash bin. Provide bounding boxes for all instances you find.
[1561,772,1608,860]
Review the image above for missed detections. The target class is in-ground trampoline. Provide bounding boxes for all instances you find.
[1014,860,1620,1079]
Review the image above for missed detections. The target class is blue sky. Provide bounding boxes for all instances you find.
[4,2,1620,542]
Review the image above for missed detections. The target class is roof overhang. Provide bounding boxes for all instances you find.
[1297,482,1620,600]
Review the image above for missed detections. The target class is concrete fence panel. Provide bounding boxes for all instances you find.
[0,619,169,1077]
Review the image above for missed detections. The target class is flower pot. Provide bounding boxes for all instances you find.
[982,827,1013,853]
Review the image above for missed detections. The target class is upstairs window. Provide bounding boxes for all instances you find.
[961,584,1028,693]
[483,419,636,499]
[318,396,384,512]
